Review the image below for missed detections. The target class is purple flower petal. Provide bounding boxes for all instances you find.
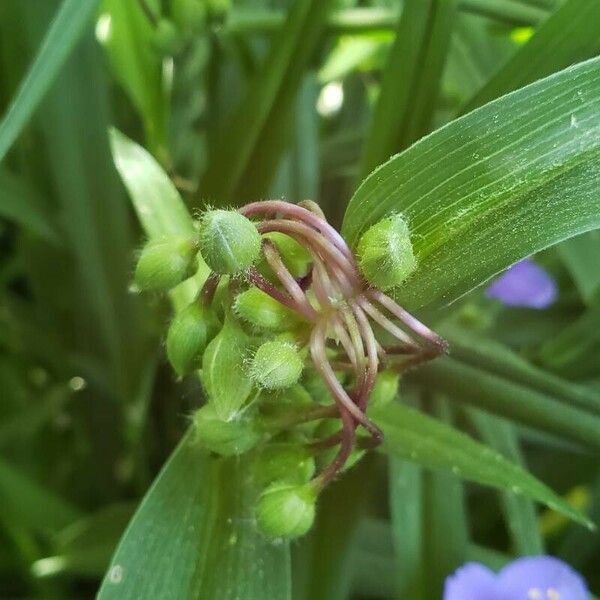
[498,556,590,600]
[444,563,498,600]
[486,259,557,309]
[444,557,590,600]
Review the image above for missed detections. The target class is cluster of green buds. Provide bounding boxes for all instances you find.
[135,201,447,539]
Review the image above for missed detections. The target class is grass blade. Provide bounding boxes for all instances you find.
[0,0,98,162]
[370,401,593,528]
[343,57,600,313]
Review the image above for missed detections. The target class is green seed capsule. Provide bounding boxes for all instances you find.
[193,404,260,456]
[166,302,220,376]
[357,214,417,290]
[256,482,316,539]
[249,340,303,391]
[369,370,400,408]
[254,444,315,487]
[199,209,261,275]
[134,236,198,291]
[202,317,253,420]
[234,287,299,331]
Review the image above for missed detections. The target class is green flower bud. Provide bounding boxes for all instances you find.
[199,210,261,275]
[153,19,182,56]
[254,444,315,487]
[202,317,253,420]
[256,482,316,539]
[249,340,303,391]
[166,302,220,376]
[234,287,300,331]
[369,370,400,408]
[357,214,416,290]
[134,236,198,291]
[314,420,365,473]
[193,404,260,456]
[261,232,311,279]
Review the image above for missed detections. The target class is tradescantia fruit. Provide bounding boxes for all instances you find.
[137,202,446,539]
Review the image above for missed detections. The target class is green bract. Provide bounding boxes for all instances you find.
[356,214,416,290]
[134,236,198,291]
[256,482,316,539]
[192,405,260,456]
[202,317,253,420]
[199,209,261,275]
[166,301,220,376]
[234,287,300,331]
[249,340,303,390]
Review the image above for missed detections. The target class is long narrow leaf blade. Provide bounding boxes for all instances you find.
[343,57,600,312]
[0,0,98,162]
[98,432,291,600]
[370,402,593,528]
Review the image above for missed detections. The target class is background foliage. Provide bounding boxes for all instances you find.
[0,0,599,598]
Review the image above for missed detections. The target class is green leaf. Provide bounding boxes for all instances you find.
[410,357,600,449]
[359,0,457,177]
[32,503,135,578]
[0,0,98,163]
[343,57,600,312]
[370,401,594,528]
[0,168,60,243]
[110,128,194,239]
[443,326,600,416]
[388,398,468,599]
[200,0,336,205]
[0,457,82,537]
[99,0,169,157]
[467,409,544,555]
[463,0,600,112]
[558,231,600,306]
[98,431,291,600]
[110,127,205,309]
[537,307,600,379]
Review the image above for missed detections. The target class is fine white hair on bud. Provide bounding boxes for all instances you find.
[249,340,304,390]
[356,214,417,290]
[199,209,261,275]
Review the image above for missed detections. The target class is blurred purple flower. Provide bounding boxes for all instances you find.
[444,556,590,600]
[486,258,557,308]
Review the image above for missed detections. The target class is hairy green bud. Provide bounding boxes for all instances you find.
[134,236,198,291]
[166,302,220,376]
[256,482,316,539]
[357,214,416,290]
[369,370,400,408]
[234,287,299,331]
[249,340,303,391]
[254,444,315,487]
[202,317,253,420]
[199,209,261,275]
[193,404,260,456]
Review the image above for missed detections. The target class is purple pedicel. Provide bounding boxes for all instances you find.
[444,556,590,600]
[486,259,557,309]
